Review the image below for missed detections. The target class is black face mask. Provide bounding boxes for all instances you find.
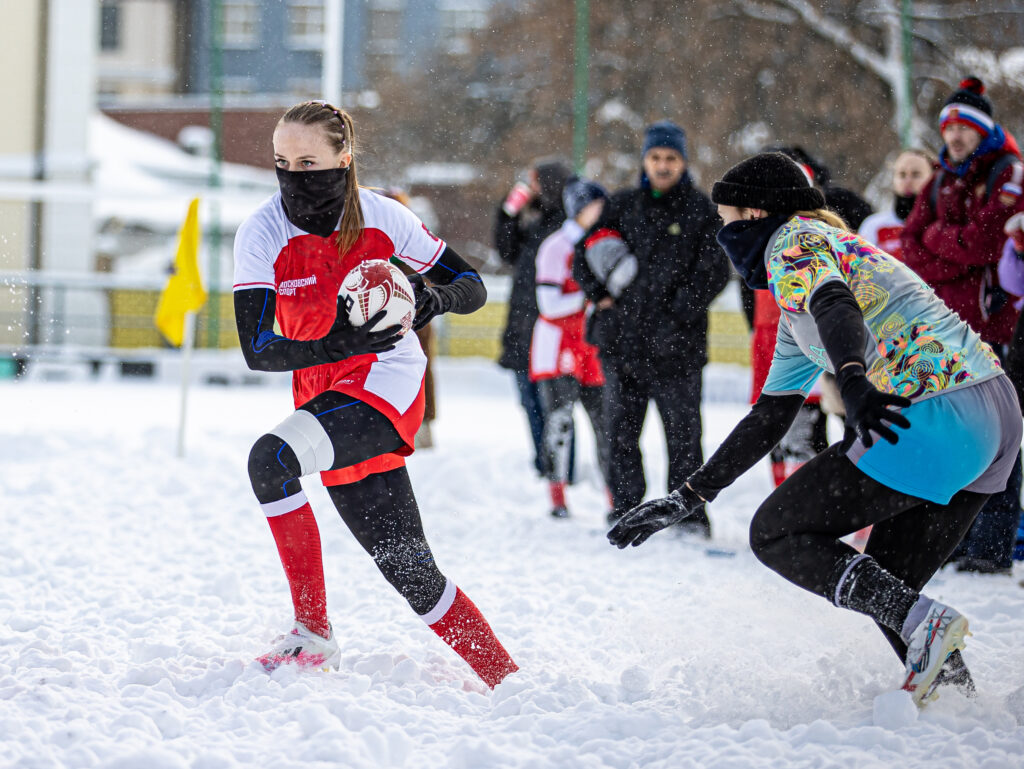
[716,214,791,290]
[276,166,349,238]
[894,193,916,221]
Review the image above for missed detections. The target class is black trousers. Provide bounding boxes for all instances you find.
[603,362,703,513]
[750,445,988,660]
[953,342,1023,569]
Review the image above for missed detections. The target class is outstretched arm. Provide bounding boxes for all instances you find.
[608,392,805,548]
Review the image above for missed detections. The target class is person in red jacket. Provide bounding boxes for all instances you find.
[902,77,1024,574]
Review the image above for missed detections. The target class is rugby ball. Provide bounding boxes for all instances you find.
[339,259,416,335]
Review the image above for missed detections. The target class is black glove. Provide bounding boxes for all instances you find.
[607,486,706,549]
[409,274,447,330]
[310,300,403,362]
[837,363,911,449]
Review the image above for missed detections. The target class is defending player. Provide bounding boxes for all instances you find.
[233,100,516,687]
[609,152,1021,706]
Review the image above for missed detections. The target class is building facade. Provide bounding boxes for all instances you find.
[97,0,492,105]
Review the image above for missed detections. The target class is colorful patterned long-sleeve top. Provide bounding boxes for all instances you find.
[761,216,1003,401]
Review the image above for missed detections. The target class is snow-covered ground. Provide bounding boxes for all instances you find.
[2,359,1024,769]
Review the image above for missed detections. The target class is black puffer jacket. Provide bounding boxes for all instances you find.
[574,175,729,375]
[494,161,571,372]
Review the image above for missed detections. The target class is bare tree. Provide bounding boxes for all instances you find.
[727,0,1024,146]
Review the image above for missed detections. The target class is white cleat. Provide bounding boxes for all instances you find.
[901,602,971,707]
[256,622,340,673]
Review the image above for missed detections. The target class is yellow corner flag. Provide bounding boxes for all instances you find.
[155,198,207,347]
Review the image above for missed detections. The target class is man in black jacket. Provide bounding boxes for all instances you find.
[574,121,729,533]
[495,157,573,475]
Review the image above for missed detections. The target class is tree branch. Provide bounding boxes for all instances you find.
[732,0,897,84]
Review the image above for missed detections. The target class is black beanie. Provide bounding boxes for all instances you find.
[711,152,825,212]
[943,76,993,117]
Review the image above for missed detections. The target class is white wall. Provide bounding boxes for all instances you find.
[38,0,104,346]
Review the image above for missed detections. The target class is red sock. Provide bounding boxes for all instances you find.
[549,481,567,509]
[266,503,330,638]
[771,461,788,487]
[428,586,518,688]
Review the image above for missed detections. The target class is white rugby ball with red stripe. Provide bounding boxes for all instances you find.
[339,259,416,335]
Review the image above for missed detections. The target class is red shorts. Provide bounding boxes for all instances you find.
[291,334,427,486]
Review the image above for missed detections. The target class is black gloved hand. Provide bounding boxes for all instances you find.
[836,363,911,449]
[408,274,447,331]
[607,485,706,549]
[310,299,403,363]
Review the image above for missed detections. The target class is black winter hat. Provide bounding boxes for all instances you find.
[562,177,608,219]
[944,76,993,117]
[532,157,573,214]
[711,152,825,212]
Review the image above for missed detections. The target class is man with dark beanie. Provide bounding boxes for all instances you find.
[573,120,729,534]
[902,77,1024,575]
[609,150,1021,707]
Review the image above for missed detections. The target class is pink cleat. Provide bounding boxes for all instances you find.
[257,622,340,673]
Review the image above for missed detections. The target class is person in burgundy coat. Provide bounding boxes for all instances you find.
[902,76,1024,574]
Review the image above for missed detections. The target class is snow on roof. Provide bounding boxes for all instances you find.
[90,112,278,232]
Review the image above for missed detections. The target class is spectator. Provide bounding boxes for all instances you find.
[902,76,1024,574]
[530,179,612,518]
[859,148,937,260]
[495,158,573,475]
[574,120,729,534]
[998,212,1024,409]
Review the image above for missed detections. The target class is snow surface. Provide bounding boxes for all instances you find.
[3,359,1024,769]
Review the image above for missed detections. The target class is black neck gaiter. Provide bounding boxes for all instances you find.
[276,166,349,237]
[894,194,916,221]
[716,213,791,290]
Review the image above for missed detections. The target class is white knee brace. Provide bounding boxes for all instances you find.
[269,410,336,476]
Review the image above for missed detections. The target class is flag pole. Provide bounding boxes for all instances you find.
[176,310,197,458]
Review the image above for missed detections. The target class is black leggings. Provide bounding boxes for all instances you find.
[328,467,447,616]
[248,391,446,616]
[750,444,988,659]
[537,376,609,484]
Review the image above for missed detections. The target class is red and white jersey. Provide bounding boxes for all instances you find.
[233,188,445,342]
[233,188,443,485]
[858,209,905,260]
[530,221,604,386]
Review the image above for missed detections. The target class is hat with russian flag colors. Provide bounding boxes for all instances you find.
[940,77,995,137]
